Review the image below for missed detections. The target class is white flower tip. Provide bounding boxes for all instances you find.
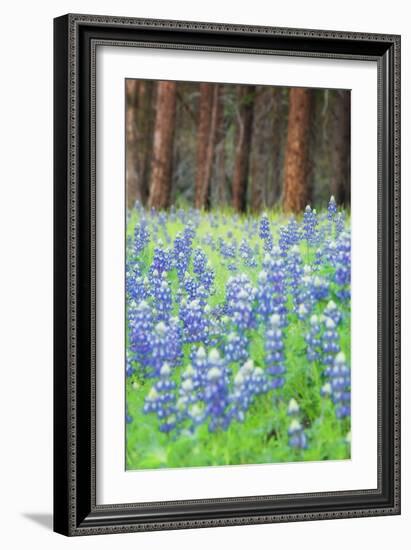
[242,359,254,372]
[208,348,220,362]
[196,346,206,359]
[325,317,336,329]
[288,398,300,415]
[335,351,346,363]
[155,321,167,334]
[160,362,171,376]
[207,367,221,381]
[270,313,281,327]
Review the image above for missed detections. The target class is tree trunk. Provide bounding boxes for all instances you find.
[148,81,177,209]
[201,84,219,209]
[232,85,255,212]
[126,80,155,208]
[250,86,275,212]
[125,80,141,207]
[283,87,313,212]
[331,90,351,206]
[214,86,227,206]
[195,84,215,209]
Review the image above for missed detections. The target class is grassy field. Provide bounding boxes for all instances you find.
[126,204,351,470]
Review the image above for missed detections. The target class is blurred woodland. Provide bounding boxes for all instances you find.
[126,80,350,213]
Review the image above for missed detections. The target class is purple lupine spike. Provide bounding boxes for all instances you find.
[143,363,177,433]
[265,314,286,389]
[259,213,273,252]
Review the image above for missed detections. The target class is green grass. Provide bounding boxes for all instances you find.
[126,208,351,470]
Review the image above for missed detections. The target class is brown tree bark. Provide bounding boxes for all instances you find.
[283,87,313,212]
[126,80,155,208]
[125,80,141,207]
[250,86,276,212]
[232,85,255,212]
[195,84,216,209]
[147,81,177,209]
[201,85,219,209]
[268,88,288,208]
[214,86,227,205]
[331,90,351,206]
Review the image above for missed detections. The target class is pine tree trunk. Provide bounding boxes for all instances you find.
[148,81,177,209]
[195,84,213,209]
[232,85,255,212]
[125,80,141,207]
[283,88,312,212]
[250,86,275,212]
[215,86,227,206]
[201,84,219,209]
[331,90,351,206]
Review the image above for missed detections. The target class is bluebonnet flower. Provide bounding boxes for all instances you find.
[259,214,273,251]
[192,248,215,292]
[180,298,209,344]
[324,300,342,325]
[190,345,208,396]
[329,352,351,418]
[288,419,308,449]
[128,300,153,375]
[295,266,329,315]
[134,220,149,256]
[228,360,269,423]
[175,364,202,427]
[311,275,329,301]
[143,363,177,433]
[150,243,172,275]
[147,320,173,376]
[327,195,337,221]
[183,274,201,302]
[256,249,287,324]
[305,314,322,362]
[287,398,308,449]
[279,217,300,256]
[126,352,135,378]
[226,274,256,331]
[239,239,257,268]
[323,240,338,267]
[203,349,231,432]
[199,267,215,292]
[126,261,149,302]
[265,314,286,388]
[335,211,346,235]
[173,224,195,280]
[145,318,183,377]
[193,248,207,276]
[322,317,340,370]
[334,231,351,301]
[149,270,172,321]
[296,302,310,321]
[224,331,249,364]
[303,205,318,246]
[219,238,237,261]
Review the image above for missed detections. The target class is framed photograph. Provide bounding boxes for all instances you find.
[53,14,401,536]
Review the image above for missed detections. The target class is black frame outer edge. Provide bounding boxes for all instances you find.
[53,13,400,536]
[53,15,70,536]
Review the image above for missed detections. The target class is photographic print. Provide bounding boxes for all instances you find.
[125,79,351,471]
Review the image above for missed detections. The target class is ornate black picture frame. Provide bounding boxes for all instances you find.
[53,13,400,536]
